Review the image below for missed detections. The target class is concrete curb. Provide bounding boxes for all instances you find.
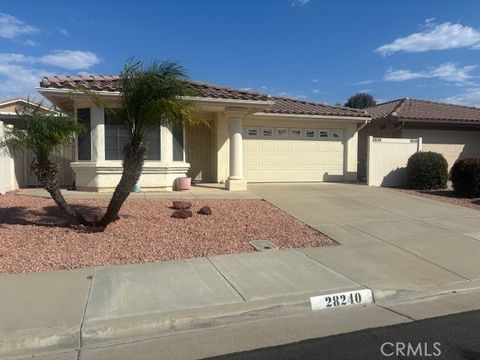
[81,286,365,347]
[5,280,480,359]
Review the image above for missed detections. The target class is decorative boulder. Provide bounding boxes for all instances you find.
[172,201,192,210]
[171,209,193,219]
[198,206,212,215]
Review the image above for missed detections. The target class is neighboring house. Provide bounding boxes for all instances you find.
[37,76,370,191]
[359,98,480,181]
[0,97,75,188]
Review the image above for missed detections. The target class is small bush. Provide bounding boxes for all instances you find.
[406,151,448,190]
[450,158,480,198]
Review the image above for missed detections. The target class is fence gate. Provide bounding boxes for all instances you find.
[367,136,422,187]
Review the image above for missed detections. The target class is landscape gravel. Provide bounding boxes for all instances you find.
[0,193,334,273]
[396,188,480,211]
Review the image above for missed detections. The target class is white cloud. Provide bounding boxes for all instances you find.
[0,50,101,98]
[312,89,321,94]
[38,50,100,70]
[291,0,310,7]
[376,20,480,56]
[0,13,39,39]
[20,39,39,47]
[354,79,374,85]
[56,27,69,37]
[311,79,319,83]
[384,63,478,85]
[444,88,480,106]
[0,57,47,98]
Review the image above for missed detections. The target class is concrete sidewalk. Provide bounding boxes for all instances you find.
[3,251,480,360]
[0,249,364,359]
[16,184,259,200]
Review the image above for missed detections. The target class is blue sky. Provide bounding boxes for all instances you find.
[2,0,480,106]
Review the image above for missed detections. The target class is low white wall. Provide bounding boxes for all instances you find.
[367,136,422,187]
[0,122,19,194]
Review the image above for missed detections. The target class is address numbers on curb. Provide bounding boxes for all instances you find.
[310,289,374,311]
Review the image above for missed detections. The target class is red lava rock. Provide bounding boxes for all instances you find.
[198,206,212,215]
[172,201,192,210]
[171,209,193,219]
[0,193,334,274]
[395,189,480,211]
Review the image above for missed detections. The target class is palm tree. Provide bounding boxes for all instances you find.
[0,104,92,226]
[97,59,200,227]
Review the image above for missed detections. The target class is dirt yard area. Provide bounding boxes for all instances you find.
[0,193,333,273]
[396,189,480,211]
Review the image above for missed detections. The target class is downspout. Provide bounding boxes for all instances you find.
[358,119,369,132]
[357,114,370,183]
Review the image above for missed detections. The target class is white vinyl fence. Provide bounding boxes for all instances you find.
[0,121,19,194]
[367,136,422,187]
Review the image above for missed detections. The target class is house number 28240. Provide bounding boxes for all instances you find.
[310,289,373,311]
[325,292,362,307]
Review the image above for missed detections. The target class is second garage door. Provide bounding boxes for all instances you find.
[244,126,345,182]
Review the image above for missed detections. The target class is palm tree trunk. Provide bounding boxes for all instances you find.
[34,159,93,226]
[99,141,146,227]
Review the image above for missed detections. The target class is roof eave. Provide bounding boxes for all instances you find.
[252,112,371,122]
[400,118,480,126]
[36,87,275,112]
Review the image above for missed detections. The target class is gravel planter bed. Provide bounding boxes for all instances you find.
[396,188,480,211]
[0,193,334,274]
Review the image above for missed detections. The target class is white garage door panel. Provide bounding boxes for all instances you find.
[244,138,344,182]
[402,129,480,168]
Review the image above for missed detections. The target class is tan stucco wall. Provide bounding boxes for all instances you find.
[402,128,480,169]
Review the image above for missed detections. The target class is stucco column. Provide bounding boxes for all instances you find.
[344,124,358,182]
[91,106,105,162]
[225,108,248,191]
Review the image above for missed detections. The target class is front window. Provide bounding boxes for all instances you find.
[77,108,91,160]
[104,109,161,160]
[172,127,184,161]
[105,109,130,160]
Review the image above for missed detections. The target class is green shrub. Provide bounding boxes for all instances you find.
[450,158,480,197]
[406,151,448,190]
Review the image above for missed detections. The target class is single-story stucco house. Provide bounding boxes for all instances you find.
[358,98,480,180]
[36,76,370,191]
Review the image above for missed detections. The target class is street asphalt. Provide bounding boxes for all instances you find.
[207,310,480,360]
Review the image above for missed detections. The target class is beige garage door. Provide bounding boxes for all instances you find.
[402,129,480,168]
[244,126,344,182]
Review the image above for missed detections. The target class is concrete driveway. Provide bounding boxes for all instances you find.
[249,183,480,300]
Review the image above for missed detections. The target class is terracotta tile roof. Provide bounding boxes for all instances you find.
[366,98,480,124]
[265,96,366,117]
[39,76,368,118]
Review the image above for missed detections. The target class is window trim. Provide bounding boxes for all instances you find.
[331,129,344,140]
[305,129,316,139]
[290,128,303,138]
[318,129,331,139]
[276,128,288,138]
[261,127,274,138]
[245,127,259,138]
